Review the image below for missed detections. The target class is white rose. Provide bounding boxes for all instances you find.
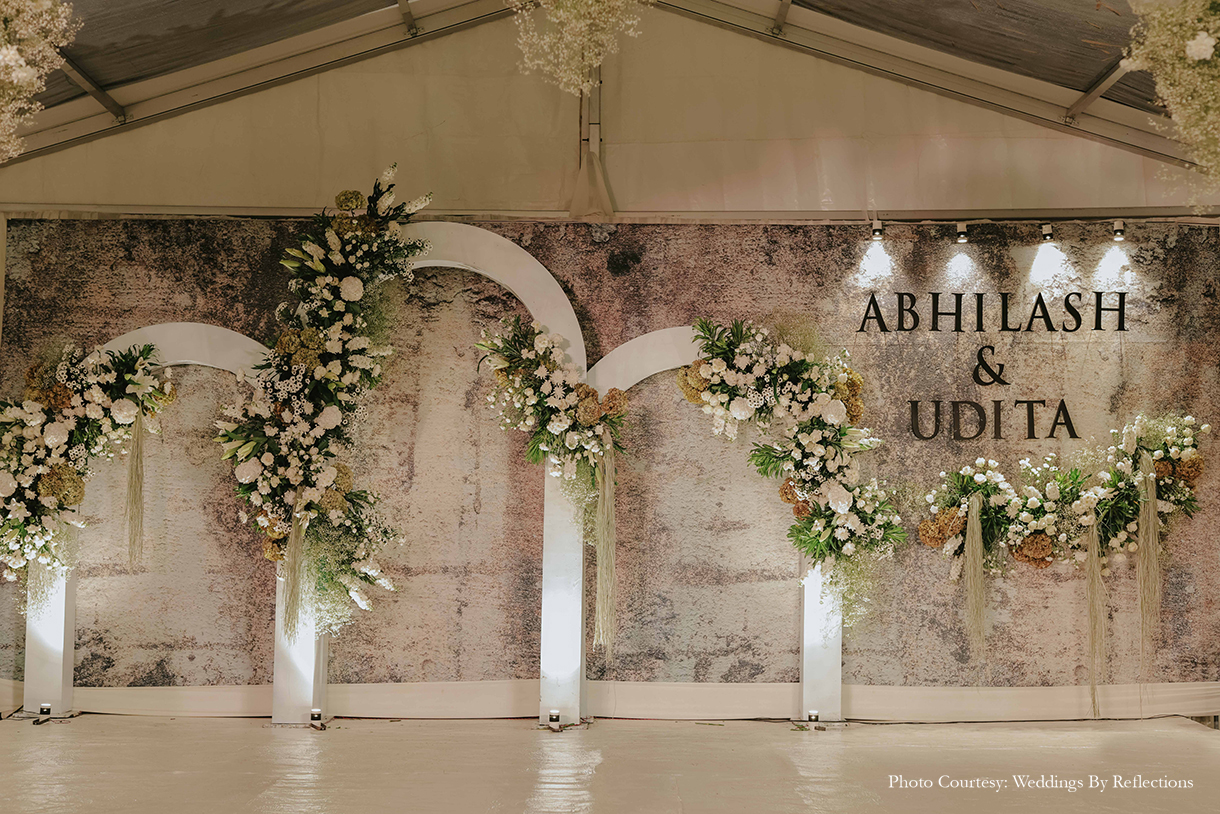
[728,398,755,421]
[43,422,70,449]
[316,466,337,489]
[1045,482,1060,502]
[234,457,263,484]
[110,399,139,425]
[0,471,16,498]
[821,399,847,426]
[316,405,343,430]
[339,276,365,302]
[822,480,853,514]
[1186,31,1217,62]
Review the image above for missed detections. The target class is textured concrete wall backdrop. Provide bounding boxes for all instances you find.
[1,219,1217,690]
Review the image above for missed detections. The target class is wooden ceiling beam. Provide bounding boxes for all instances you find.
[1064,57,1130,123]
[397,0,422,36]
[59,54,126,121]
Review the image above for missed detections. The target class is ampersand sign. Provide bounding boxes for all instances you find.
[972,345,1009,386]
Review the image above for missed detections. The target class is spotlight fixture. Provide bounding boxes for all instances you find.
[871,220,883,241]
[956,222,968,243]
[548,710,561,724]
[808,710,819,722]
[1041,223,1054,242]
[1113,219,1125,241]
[32,703,52,725]
[310,709,322,722]
[39,703,51,716]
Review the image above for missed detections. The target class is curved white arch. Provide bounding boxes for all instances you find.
[102,322,268,372]
[55,224,591,724]
[403,222,587,371]
[586,327,699,392]
[587,326,842,723]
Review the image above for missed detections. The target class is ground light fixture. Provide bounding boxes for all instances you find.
[956,222,968,243]
[871,220,883,240]
[1114,220,1125,241]
[1041,223,1054,242]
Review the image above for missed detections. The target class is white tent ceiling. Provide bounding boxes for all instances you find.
[0,0,1213,217]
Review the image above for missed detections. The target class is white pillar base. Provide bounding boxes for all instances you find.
[800,561,843,723]
[22,563,76,717]
[539,475,585,726]
[271,569,328,725]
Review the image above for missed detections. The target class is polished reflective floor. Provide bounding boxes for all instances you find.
[1,715,1216,813]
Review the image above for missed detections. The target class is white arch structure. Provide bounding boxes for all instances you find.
[20,223,601,725]
[19,224,846,724]
[586,327,842,723]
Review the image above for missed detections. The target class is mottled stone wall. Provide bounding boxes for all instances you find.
[3,218,1218,689]
[483,221,1220,687]
[328,270,542,684]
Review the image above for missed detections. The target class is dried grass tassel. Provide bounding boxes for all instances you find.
[1137,449,1162,678]
[125,411,145,567]
[282,495,309,642]
[963,492,986,659]
[1084,514,1107,718]
[592,445,618,658]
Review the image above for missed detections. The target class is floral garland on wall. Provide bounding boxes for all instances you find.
[676,318,906,623]
[1,344,172,607]
[1128,1,1220,184]
[919,414,1208,713]
[214,166,431,638]
[477,317,628,652]
[0,0,79,161]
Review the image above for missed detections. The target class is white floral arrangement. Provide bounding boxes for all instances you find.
[214,166,431,637]
[920,459,1019,579]
[507,0,650,95]
[476,316,627,494]
[920,414,1209,581]
[677,318,905,621]
[1001,454,1089,571]
[1068,413,1208,571]
[1,344,171,587]
[1128,1,1220,182]
[0,0,79,161]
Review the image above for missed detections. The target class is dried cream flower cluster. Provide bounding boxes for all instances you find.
[0,0,79,161]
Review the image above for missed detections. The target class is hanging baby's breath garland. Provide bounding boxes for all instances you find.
[215,166,431,639]
[1127,1,1220,185]
[1,343,173,609]
[477,317,628,654]
[677,318,906,625]
[507,0,650,95]
[0,0,80,161]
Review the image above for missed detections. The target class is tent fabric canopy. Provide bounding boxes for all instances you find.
[40,0,1160,115]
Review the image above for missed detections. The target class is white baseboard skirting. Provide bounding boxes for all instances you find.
[3,678,1218,721]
